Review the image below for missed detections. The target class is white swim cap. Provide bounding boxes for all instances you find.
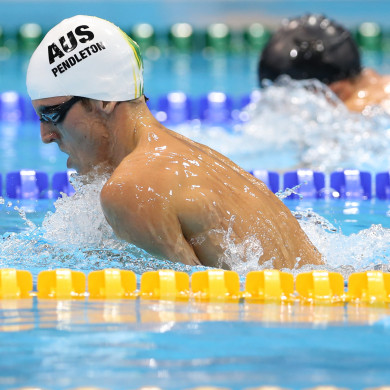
[26,15,144,101]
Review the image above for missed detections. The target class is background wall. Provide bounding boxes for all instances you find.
[1,0,390,98]
[1,0,390,32]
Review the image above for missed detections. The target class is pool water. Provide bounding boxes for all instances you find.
[1,300,390,390]
[3,46,390,175]
[1,175,390,280]
[2,51,260,101]
[0,123,389,388]
[2,27,390,390]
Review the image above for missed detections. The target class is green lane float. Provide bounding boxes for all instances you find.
[356,22,383,51]
[169,23,194,52]
[18,23,43,51]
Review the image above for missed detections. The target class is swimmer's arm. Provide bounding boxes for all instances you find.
[100,181,202,266]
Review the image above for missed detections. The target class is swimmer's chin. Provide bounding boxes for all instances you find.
[67,158,98,176]
[66,157,81,173]
[66,157,74,170]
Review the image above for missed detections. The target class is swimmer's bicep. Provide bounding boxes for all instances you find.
[100,182,201,265]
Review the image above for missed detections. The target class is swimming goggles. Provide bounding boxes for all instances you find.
[39,96,82,124]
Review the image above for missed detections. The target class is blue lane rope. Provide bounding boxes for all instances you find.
[0,169,389,200]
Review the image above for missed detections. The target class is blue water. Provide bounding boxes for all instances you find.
[3,49,390,175]
[1,300,390,390]
[2,8,390,389]
[0,113,389,389]
[2,0,390,33]
[1,51,259,100]
[0,169,389,390]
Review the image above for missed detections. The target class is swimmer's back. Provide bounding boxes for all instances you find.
[342,69,390,113]
[105,124,322,269]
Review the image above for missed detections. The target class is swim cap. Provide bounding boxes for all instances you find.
[26,15,144,101]
[259,14,361,86]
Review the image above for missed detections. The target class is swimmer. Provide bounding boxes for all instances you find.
[26,15,322,270]
[259,14,390,113]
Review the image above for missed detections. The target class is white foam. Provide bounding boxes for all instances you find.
[1,172,389,278]
[0,139,389,277]
[237,76,390,173]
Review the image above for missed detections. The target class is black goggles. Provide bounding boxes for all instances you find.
[39,96,82,124]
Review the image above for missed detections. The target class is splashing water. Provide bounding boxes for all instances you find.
[299,216,390,277]
[172,76,390,173]
[0,172,202,277]
[0,171,389,280]
[276,184,305,200]
[237,76,390,173]
[220,188,390,278]
[210,215,264,273]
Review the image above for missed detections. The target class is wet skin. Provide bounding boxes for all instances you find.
[33,96,323,269]
[330,68,390,113]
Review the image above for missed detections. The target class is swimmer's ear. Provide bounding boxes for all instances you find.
[96,100,118,115]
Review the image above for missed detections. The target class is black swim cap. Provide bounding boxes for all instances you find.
[259,14,362,85]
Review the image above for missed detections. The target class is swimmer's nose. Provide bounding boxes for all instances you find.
[40,123,59,144]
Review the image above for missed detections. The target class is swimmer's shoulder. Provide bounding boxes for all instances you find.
[100,165,165,223]
[101,150,178,203]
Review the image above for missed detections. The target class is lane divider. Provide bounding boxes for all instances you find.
[6,21,387,53]
[140,269,189,301]
[37,269,85,299]
[296,271,345,304]
[243,269,294,303]
[9,386,387,390]
[89,268,138,300]
[0,268,32,299]
[348,271,390,304]
[2,169,390,200]
[192,270,241,302]
[1,268,390,304]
